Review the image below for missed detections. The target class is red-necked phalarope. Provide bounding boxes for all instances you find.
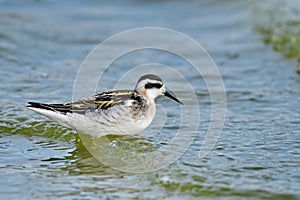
[27,74,183,137]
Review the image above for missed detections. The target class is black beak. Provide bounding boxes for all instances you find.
[164,90,183,105]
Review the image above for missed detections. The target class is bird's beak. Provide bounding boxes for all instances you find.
[164,90,183,105]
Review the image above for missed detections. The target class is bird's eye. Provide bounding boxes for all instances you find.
[145,83,163,89]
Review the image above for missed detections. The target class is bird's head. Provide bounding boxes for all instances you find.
[135,74,183,105]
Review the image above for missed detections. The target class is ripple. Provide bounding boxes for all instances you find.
[0,0,300,199]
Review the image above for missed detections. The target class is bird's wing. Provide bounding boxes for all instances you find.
[27,90,141,115]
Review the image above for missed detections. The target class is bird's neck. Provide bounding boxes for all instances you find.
[136,89,155,106]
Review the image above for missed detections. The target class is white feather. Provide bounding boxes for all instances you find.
[27,107,73,129]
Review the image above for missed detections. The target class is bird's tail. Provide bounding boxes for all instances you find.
[26,102,73,128]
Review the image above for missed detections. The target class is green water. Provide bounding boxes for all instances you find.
[1,0,300,199]
[254,0,300,64]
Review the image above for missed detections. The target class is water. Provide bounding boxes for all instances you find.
[1,0,300,199]
[254,0,300,62]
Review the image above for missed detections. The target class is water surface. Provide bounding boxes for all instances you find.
[0,0,300,199]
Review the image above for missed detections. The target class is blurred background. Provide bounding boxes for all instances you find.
[0,0,300,199]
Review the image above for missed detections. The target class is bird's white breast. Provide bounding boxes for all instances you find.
[66,103,156,137]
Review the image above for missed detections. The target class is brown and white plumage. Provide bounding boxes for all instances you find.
[27,74,183,137]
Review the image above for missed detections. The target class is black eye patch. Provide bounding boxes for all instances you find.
[145,83,163,89]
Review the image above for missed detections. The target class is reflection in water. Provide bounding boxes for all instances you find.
[79,133,184,173]
[54,134,112,175]
[78,134,154,172]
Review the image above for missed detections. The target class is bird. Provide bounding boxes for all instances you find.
[27,74,183,137]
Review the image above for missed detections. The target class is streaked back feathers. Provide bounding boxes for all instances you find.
[27,90,145,115]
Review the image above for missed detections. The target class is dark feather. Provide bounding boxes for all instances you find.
[27,90,144,115]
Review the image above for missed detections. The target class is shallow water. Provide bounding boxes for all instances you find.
[1,0,300,199]
[254,0,300,62]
